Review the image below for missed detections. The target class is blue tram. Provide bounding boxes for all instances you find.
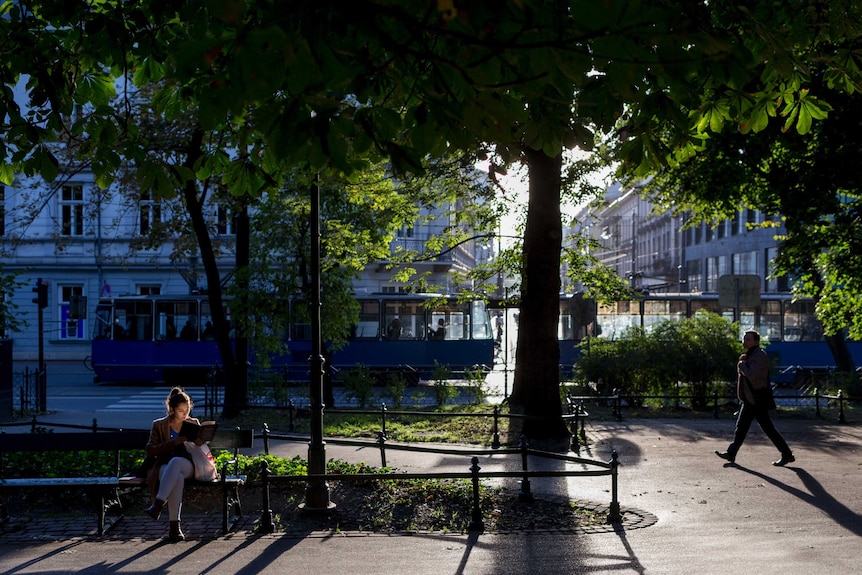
[557,292,862,375]
[90,293,495,384]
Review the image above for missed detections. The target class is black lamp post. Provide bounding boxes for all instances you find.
[302,176,334,511]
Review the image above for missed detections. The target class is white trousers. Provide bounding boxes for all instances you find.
[157,457,193,521]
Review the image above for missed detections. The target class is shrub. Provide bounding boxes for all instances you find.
[343,364,376,407]
[575,311,740,409]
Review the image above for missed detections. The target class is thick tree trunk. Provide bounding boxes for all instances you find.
[229,203,250,415]
[181,128,246,417]
[508,148,569,439]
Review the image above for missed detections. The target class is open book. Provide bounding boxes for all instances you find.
[180,420,218,443]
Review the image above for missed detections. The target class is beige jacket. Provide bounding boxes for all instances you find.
[145,415,199,500]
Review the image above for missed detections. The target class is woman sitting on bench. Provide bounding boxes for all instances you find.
[143,387,201,542]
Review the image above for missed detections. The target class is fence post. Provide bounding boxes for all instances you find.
[92,418,99,432]
[613,389,622,422]
[30,414,37,433]
[376,429,387,468]
[256,459,275,533]
[579,401,587,443]
[468,456,484,532]
[570,409,580,453]
[518,434,533,502]
[262,423,270,455]
[607,450,622,523]
[491,406,501,449]
[814,388,820,418]
[838,390,846,424]
[380,403,388,439]
[713,389,719,419]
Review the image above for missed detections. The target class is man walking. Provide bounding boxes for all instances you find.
[715,330,795,466]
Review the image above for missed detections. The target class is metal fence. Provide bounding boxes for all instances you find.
[254,430,621,533]
[11,367,45,416]
[571,388,859,423]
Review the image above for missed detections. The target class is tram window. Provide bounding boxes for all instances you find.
[643,299,686,332]
[115,300,153,341]
[384,301,424,340]
[692,299,734,324]
[784,300,824,342]
[471,301,493,340]
[596,300,639,339]
[156,301,198,341]
[352,300,380,339]
[200,301,216,340]
[761,300,782,342]
[93,305,112,339]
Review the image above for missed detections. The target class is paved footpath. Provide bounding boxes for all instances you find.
[1,414,861,574]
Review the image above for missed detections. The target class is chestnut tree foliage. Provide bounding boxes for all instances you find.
[3,0,861,432]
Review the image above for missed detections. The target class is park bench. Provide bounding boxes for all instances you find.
[0,428,254,536]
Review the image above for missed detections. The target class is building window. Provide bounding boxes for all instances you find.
[60,184,85,236]
[139,191,161,234]
[138,285,161,296]
[746,208,757,229]
[60,285,86,340]
[217,204,236,235]
[687,259,702,292]
[733,251,758,276]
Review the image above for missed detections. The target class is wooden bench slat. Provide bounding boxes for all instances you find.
[1,477,119,488]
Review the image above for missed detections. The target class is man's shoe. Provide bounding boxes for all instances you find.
[773,454,795,466]
[714,450,735,463]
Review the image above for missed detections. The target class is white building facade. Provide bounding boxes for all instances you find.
[0,175,480,368]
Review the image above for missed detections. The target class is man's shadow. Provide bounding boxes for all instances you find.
[729,463,862,537]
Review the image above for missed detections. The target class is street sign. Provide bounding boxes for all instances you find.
[718,274,761,308]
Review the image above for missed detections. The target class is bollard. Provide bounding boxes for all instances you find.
[262,423,270,455]
[607,450,622,523]
[92,418,99,432]
[468,456,484,532]
[814,388,820,418]
[491,406,501,450]
[31,414,37,433]
[380,403,388,439]
[713,389,719,419]
[256,459,275,533]
[518,434,532,502]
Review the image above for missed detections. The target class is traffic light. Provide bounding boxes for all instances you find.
[32,279,48,309]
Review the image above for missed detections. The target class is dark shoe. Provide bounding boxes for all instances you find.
[145,499,165,520]
[773,454,795,466]
[169,520,185,542]
[714,450,735,464]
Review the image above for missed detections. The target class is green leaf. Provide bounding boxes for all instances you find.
[0,163,15,185]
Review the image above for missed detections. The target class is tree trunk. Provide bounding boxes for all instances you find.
[229,203,250,416]
[180,128,245,417]
[508,147,569,439]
